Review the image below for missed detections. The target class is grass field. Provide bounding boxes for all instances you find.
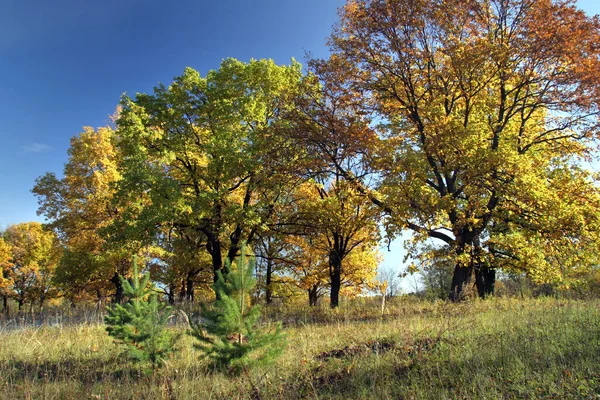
[1,297,599,399]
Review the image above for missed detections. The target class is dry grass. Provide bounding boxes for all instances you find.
[0,297,599,399]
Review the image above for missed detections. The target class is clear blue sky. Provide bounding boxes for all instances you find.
[0,0,598,289]
[0,0,344,227]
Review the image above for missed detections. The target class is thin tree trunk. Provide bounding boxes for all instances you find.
[186,273,195,302]
[265,258,273,305]
[179,280,186,302]
[2,295,8,316]
[168,283,175,305]
[330,251,342,308]
[308,286,319,306]
[110,272,124,304]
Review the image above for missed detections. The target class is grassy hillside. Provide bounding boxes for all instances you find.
[1,297,599,399]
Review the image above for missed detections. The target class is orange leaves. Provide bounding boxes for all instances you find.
[323,0,600,292]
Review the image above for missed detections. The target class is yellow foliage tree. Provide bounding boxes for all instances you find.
[316,0,600,299]
[0,237,13,313]
[2,222,61,311]
[33,124,131,303]
[286,181,380,307]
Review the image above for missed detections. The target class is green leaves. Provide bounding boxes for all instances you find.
[114,58,305,281]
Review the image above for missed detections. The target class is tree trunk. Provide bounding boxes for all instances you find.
[179,280,186,302]
[265,258,273,305]
[2,295,8,316]
[449,263,473,301]
[308,286,319,306]
[207,236,224,284]
[17,298,24,312]
[475,265,495,298]
[110,272,124,304]
[449,231,483,301]
[186,273,195,303]
[168,283,175,305]
[329,251,342,308]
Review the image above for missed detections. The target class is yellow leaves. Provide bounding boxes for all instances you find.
[406,263,420,275]
[0,238,12,290]
[1,222,62,301]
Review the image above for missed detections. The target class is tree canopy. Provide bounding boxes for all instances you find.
[21,0,600,308]
[319,0,600,298]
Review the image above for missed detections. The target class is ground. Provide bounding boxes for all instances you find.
[0,297,599,399]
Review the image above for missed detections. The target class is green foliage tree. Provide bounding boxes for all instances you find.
[104,257,179,371]
[114,59,305,286]
[189,244,285,374]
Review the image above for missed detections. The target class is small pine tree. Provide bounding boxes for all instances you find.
[189,243,286,374]
[105,257,179,371]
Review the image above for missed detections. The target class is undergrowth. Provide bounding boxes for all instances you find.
[0,297,599,399]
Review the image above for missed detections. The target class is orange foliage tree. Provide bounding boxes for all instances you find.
[317,0,600,299]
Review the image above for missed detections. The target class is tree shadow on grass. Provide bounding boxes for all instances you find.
[287,335,600,400]
[4,356,210,387]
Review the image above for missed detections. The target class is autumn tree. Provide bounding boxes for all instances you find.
[282,234,330,306]
[114,59,304,288]
[33,125,131,303]
[0,237,13,313]
[320,0,600,299]
[254,232,291,304]
[284,181,380,307]
[2,222,61,311]
[148,227,213,304]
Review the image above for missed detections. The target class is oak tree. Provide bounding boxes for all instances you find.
[114,59,304,287]
[2,222,61,310]
[322,0,600,299]
[34,125,131,303]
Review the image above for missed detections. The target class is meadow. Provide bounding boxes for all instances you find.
[1,296,599,399]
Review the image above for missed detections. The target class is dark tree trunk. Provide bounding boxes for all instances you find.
[179,280,186,302]
[207,236,224,284]
[110,272,124,304]
[168,283,175,305]
[265,258,273,305]
[186,273,195,302]
[2,295,8,315]
[17,297,24,312]
[329,251,342,308]
[449,231,482,301]
[475,265,495,298]
[449,263,473,301]
[308,286,319,306]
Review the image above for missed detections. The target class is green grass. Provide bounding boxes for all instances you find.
[1,297,599,399]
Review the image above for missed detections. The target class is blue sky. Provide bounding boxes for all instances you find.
[0,0,598,289]
[0,0,344,227]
